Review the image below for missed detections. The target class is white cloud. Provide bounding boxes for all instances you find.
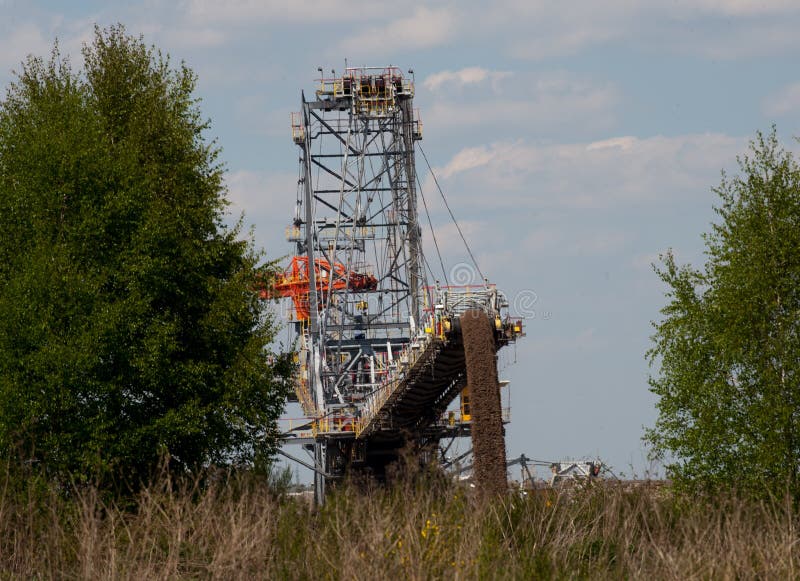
[668,0,800,17]
[429,133,743,210]
[762,82,800,117]
[423,67,511,92]
[586,137,636,152]
[421,219,484,259]
[476,1,634,60]
[0,17,100,84]
[180,0,389,24]
[414,132,717,271]
[422,71,619,136]
[0,22,51,72]
[175,0,800,62]
[465,0,800,60]
[226,169,296,215]
[437,145,499,179]
[225,169,298,253]
[338,6,455,56]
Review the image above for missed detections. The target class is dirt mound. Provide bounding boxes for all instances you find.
[461,309,507,496]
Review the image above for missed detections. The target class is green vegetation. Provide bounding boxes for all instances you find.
[1,470,798,579]
[647,128,800,498]
[0,25,289,490]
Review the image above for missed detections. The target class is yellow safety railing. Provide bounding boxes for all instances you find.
[294,373,315,416]
[313,70,412,117]
[290,112,304,144]
[413,109,423,140]
[285,225,301,241]
[278,418,314,440]
[438,407,512,427]
[312,416,359,436]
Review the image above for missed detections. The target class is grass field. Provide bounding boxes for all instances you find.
[1,467,798,579]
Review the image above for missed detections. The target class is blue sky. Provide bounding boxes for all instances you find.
[3,0,800,479]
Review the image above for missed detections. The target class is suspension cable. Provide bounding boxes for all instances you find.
[418,144,485,282]
[415,172,449,286]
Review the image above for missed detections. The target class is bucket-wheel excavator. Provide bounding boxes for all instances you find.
[261,67,524,503]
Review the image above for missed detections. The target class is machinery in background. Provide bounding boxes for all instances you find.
[263,66,524,503]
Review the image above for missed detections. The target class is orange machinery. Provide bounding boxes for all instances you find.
[259,256,378,321]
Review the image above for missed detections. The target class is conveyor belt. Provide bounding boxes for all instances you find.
[358,334,469,439]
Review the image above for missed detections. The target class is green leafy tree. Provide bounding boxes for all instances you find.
[0,25,289,488]
[647,128,800,498]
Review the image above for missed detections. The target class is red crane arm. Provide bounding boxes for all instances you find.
[258,256,377,321]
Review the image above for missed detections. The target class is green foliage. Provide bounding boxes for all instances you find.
[0,25,289,489]
[647,127,800,498]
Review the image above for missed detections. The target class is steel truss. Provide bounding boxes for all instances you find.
[277,67,522,503]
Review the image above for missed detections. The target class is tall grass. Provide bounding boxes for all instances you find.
[0,466,797,579]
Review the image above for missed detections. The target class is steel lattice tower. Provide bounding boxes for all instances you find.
[272,67,523,503]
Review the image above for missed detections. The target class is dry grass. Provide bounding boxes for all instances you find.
[0,467,798,579]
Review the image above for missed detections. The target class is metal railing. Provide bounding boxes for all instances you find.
[290,112,304,144]
[439,407,511,426]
